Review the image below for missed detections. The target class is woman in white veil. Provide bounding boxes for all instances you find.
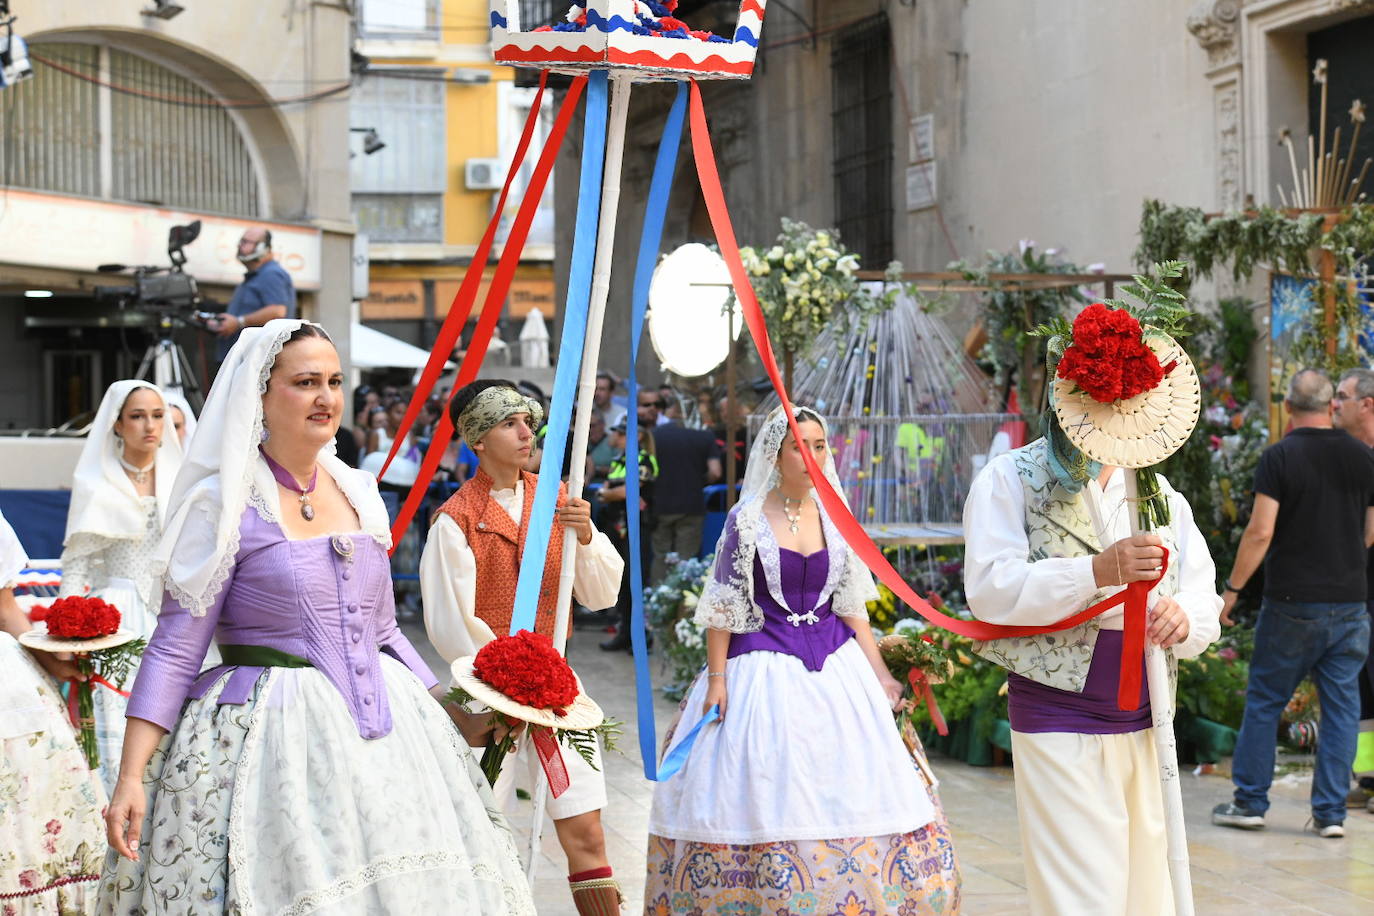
[59,379,183,792]
[645,405,962,915]
[98,319,532,915]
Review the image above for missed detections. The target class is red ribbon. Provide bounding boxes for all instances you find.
[386,75,589,553]
[64,674,129,729]
[687,80,1169,708]
[908,668,949,736]
[529,725,571,799]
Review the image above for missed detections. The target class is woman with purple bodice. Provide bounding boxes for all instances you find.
[97,320,532,915]
[645,406,962,915]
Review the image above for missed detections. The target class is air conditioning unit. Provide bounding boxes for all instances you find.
[464,158,503,191]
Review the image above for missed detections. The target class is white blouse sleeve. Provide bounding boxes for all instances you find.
[962,455,1101,626]
[572,529,624,611]
[1163,485,1222,660]
[420,514,497,672]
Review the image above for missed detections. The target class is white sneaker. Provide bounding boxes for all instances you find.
[1309,818,1345,838]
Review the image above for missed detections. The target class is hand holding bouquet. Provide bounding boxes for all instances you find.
[21,595,144,770]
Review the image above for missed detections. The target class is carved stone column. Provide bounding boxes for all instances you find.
[1187,1,1244,213]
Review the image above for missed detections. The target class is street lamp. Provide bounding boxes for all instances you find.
[142,1,185,20]
[350,127,386,156]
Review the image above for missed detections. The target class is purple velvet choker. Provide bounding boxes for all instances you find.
[260,448,319,521]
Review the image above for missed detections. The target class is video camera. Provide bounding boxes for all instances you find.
[94,221,217,325]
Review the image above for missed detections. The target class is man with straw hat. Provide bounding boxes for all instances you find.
[419,378,625,916]
[962,267,1222,915]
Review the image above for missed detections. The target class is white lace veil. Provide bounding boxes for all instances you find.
[154,319,392,617]
[0,509,28,588]
[63,380,184,561]
[694,405,878,633]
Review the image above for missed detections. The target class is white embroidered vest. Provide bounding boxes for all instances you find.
[972,439,1180,693]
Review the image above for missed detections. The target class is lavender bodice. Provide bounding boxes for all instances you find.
[728,547,854,671]
[127,507,437,740]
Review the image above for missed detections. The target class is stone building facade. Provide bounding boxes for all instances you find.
[550,0,1374,387]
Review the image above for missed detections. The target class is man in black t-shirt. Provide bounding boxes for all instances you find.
[638,389,721,584]
[1332,367,1374,810]
[1213,370,1374,838]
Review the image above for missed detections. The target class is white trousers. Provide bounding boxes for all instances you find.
[1010,728,1174,916]
[492,731,607,820]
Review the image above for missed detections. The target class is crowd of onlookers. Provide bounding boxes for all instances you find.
[336,372,756,636]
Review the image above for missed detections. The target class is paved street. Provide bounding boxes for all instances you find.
[403,622,1374,914]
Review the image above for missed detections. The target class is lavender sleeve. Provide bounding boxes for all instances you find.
[125,587,227,732]
[375,575,439,689]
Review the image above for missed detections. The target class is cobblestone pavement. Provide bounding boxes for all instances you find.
[403,622,1374,914]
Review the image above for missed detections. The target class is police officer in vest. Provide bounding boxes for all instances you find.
[599,419,659,652]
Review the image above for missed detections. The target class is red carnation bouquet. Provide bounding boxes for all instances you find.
[1055,303,1172,404]
[449,630,618,795]
[25,596,144,770]
[472,629,580,716]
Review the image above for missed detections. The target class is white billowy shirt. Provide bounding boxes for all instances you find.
[962,456,1221,660]
[421,478,624,672]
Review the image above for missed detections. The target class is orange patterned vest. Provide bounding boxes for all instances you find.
[434,467,567,639]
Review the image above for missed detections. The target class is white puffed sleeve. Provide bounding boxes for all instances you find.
[571,530,623,611]
[420,514,497,671]
[962,455,1100,626]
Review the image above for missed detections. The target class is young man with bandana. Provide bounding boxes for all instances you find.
[420,379,625,916]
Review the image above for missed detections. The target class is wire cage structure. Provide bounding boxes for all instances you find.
[753,288,1017,543]
[489,0,767,80]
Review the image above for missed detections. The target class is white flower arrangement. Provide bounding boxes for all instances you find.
[738,218,881,359]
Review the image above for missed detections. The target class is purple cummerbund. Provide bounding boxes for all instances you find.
[727,547,853,672]
[1007,629,1152,734]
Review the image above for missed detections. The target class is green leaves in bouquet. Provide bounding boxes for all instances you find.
[1101,260,1194,340]
[556,718,623,773]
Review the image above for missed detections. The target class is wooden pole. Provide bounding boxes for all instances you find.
[1124,473,1195,916]
[526,71,634,882]
[1321,213,1340,363]
[725,296,738,509]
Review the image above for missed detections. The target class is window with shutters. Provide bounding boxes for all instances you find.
[0,43,261,216]
[350,70,448,243]
[831,14,894,267]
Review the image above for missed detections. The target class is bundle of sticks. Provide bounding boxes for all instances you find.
[1276,58,1369,210]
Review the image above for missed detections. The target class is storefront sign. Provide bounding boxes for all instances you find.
[0,189,323,290]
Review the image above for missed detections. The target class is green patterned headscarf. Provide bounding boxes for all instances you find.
[457,386,544,446]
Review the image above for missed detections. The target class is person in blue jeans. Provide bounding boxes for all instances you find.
[1213,370,1374,838]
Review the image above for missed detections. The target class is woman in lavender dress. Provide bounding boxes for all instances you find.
[98,321,533,915]
[645,406,961,915]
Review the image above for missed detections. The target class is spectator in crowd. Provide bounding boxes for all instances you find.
[588,409,617,481]
[714,392,751,483]
[658,383,682,425]
[1213,369,1374,839]
[210,227,297,364]
[1332,367,1374,811]
[639,389,721,584]
[599,420,659,651]
[594,372,627,428]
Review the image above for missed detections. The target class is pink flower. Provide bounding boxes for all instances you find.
[1218,647,1238,661]
[17,870,38,889]
[45,818,61,835]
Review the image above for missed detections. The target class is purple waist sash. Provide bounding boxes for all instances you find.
[1007,629,1152,734]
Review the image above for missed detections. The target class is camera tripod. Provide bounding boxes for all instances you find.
[135,333,203,411]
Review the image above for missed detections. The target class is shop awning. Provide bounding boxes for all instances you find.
[352,322,445,370]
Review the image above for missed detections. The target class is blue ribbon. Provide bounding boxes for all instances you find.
[656,703,719,780]
[509,70,608,635]
[627,82,688,779]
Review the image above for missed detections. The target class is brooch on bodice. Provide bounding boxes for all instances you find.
[330,534,355,563]
[786,610,820,627]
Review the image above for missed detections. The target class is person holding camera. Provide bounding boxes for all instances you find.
[211,227,297,363]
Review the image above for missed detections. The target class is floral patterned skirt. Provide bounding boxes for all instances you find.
[644,714,962,915]
[96,657,533,915]
[0,633,107,915]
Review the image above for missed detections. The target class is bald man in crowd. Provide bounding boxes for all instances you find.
[211,226,297,365]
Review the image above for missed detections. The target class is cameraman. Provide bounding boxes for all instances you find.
[210,227,296,362]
